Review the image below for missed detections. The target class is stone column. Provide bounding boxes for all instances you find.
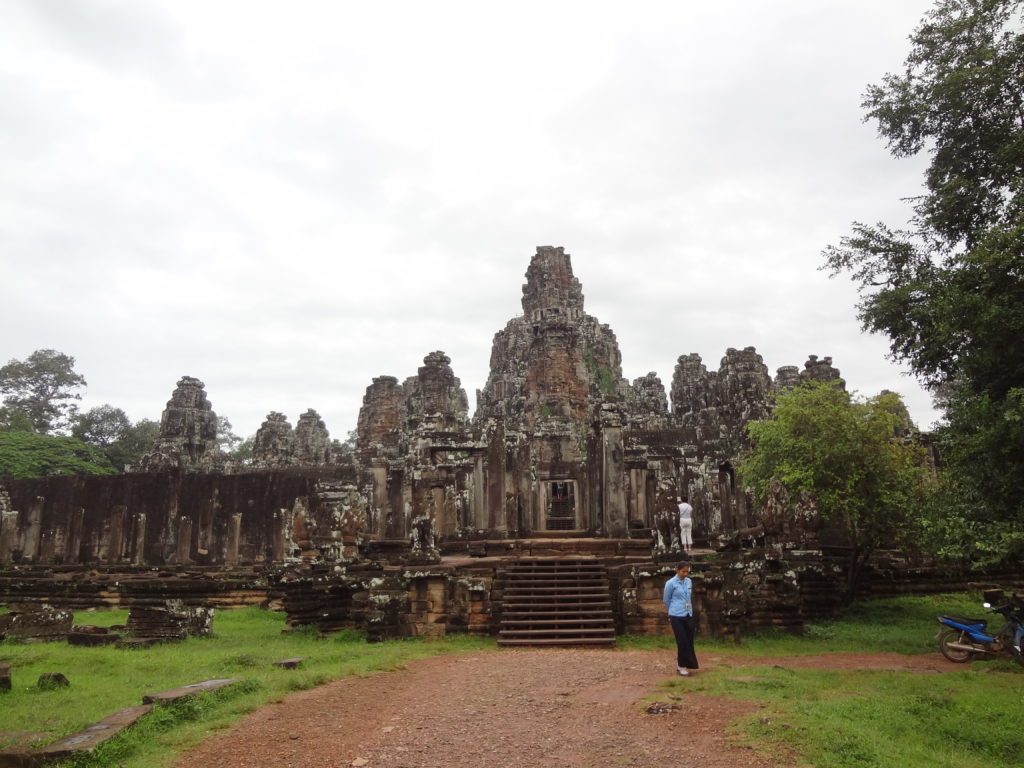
[131,512,147,565]
[601,408,627,538]
[175,516,192,564]
[225,512,242,566]
[22,496,44,562]
[107,505,126,564]
[0,508,19,563]
[272,509,286,563]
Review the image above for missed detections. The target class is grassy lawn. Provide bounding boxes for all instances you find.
[639,591,1024,768]
[2,592,1020,768]
[0,607,494,767]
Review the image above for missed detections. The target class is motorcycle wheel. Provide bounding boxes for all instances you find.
[938,629,973,663]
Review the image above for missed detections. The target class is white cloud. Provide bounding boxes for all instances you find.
[1,0,943,438]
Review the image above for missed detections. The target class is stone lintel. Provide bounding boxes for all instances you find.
[141,678,241,706]
[35,705,153,759]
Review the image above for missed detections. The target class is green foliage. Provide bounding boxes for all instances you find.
[0,431,116,478]
[104,418,161,472]
[215,415,242,454]
[861,0,1024,249]
[915,387,1024,564]
[72,405,131,447]
[0,607,496,766]
[0,349,87,435]
[622,593,985,656]
[66,412,159,473]
[738,383,931,594]
[638,593,1024,767]
[596,365,617,397]
[664,665,1023,768]
[0,406,35,432]
[230,435,255,465]
[823,0,1024,564]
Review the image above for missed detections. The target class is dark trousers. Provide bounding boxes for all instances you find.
[670,615,699,669]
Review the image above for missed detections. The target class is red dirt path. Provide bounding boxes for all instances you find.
[175,648,952,768]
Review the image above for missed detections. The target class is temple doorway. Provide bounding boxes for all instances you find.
[544,481,577,531]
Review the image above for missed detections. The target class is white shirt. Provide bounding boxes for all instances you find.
[677,502,693,522]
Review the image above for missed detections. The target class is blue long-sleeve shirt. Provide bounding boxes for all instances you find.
[663,574,693,617]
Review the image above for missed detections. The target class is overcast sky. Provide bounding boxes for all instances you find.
[1,0,942,440]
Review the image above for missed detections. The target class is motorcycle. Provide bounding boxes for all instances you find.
[936,589,1024,665]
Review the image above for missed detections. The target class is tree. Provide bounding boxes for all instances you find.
[231,435,255,465]
[823,0,1024,562]
[738,382,932,596]
[72,405,132,447]
[106,418,161,472]
[0,349,87,434]
[0,406,35,433]
[71,407,160,472]
[0,431,116,478]
[216,416,242,454]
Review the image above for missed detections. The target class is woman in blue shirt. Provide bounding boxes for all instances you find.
[663,561,699,675]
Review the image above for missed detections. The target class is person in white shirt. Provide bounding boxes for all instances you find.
[677,495,693,553]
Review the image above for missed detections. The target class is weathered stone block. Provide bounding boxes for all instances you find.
[142,678,241,706]
[37,673,69,690]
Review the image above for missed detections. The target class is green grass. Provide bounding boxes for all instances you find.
[619,592,987,656]
[4,593,1019,768]
[634,591,1023,768]
[0,607,495,767]
[658,664,1023,768]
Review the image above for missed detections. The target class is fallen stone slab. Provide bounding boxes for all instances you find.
[0,607,73,641]
[273,657,304,669]
[0,749,39,768]
[30,705,152,764]
[142,678,241,706]
[0,733,52,768]
[68,631,120,647]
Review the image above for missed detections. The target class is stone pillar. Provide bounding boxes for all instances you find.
[175,516,192,564]
[22,496,44,563]
[225,512,242,566]
[107,506,126,564]
[471,455,486,531]
[63,507,84,564]
[131,513,147,565]
[272,509,286,563]
[0,507,18,563]
[371,460,389,537]
[601,409,627,538]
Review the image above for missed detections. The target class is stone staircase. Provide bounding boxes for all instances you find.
[497,557,615,646]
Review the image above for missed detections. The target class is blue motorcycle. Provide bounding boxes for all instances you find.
[937,589,1024,665]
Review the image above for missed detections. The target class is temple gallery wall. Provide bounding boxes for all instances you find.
[5,246,987,641]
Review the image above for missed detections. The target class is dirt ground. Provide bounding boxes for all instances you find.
[175,648,953,768]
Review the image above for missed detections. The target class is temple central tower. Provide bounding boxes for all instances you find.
[477,245,624,432]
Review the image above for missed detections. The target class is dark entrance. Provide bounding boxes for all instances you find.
[545,481,576,530]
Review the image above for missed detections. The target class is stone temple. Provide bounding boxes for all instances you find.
[312,245,839,547]
[9,245,958,644]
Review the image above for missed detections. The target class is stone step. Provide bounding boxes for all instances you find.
[502,617,614,626]
[497,630,614,643]
[497,556,616,647]
[497,637,615,646]
[503,585,609,594]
